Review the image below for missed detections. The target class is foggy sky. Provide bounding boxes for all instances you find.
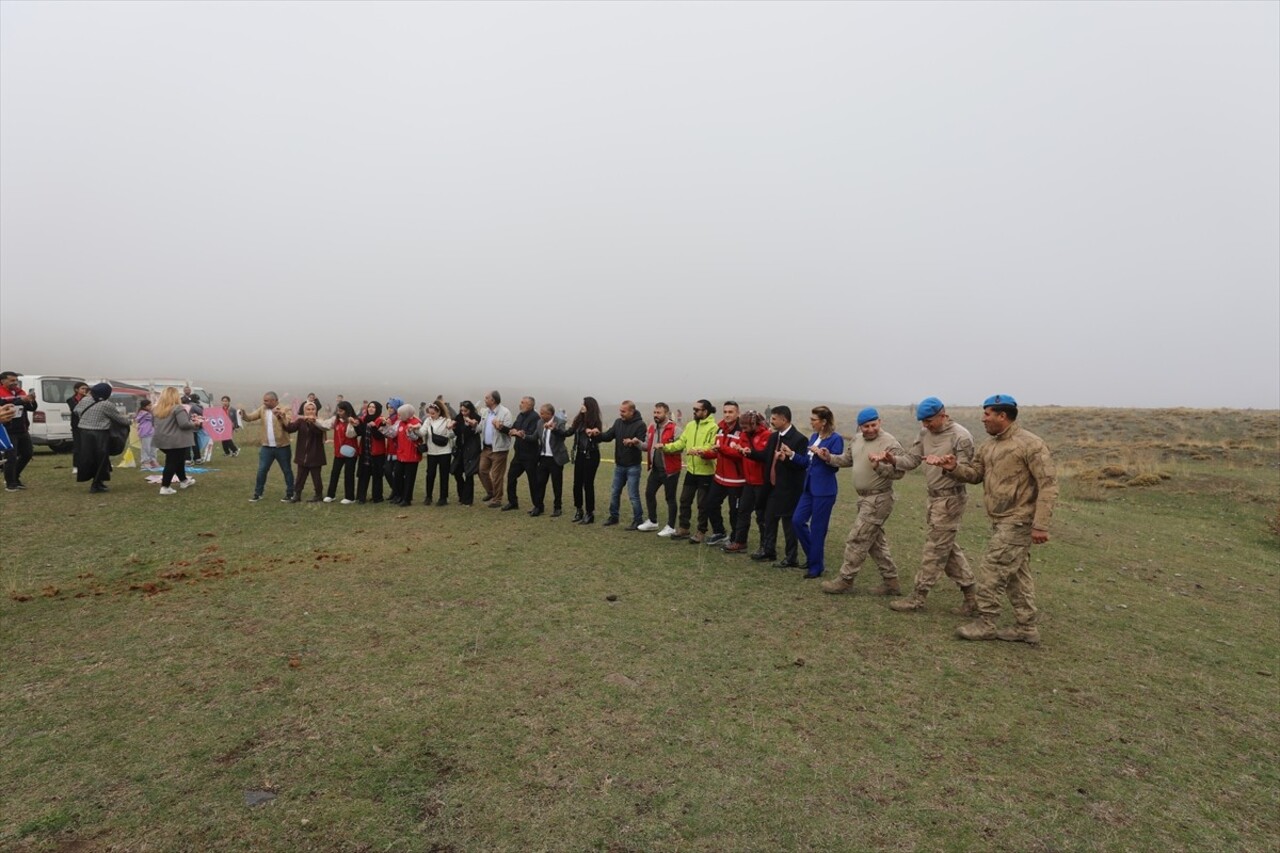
[2,1,1277,410]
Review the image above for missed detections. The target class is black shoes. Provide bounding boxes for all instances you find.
[773,558,799,569]
[601,517,620,527]
[551,509,562,518]
[579,513,595,525]
[528,508,544,517]
[571,509,584,522]
[749,551,777,562]
[501,503,519,512]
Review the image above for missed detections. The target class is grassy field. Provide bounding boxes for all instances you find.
[2,406,1278,852]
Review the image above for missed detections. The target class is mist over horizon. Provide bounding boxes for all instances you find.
[2,2,1277,411]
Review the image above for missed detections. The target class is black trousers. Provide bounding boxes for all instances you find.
[357,455,385,503]
[296,465,324,498]
[572,456,600,513]
[423,454,451,503]
[221,438,239,454]
[645,467,679,527]
[506,453,537,507]
[703,482,741,537]
[732,483,770,546]
[761,491,801,561]
[678,472,712,532]
[454,462,475,505]
[393,460,419,504]
[532,457,564,511]
[161,448,188,488]
[4,431,34,486]
[327,456,356,501]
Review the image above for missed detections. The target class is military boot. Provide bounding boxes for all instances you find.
[869,578,902,596]
[996,625,1041,646]
[821,575,855,595]
[952,585,979,617]
[955,618,997,641]
[889,591,927,612]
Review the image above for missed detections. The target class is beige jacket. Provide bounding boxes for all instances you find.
[241,404,293,448]
[946,422,1057,531]
[832,430,905,494]
[894,419,975,494]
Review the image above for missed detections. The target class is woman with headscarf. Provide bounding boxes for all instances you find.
[73,382,134,493]
[383,396,404,494]
[389,402,422,506]
[152,386,204,495]
[450,400,482,506]
[283,400,329,502]
[325,400,360,504]
[355,401,388,503]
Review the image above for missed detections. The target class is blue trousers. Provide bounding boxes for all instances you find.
[793,491,837,575]
[608,464,643,524]
[255,445,295,498]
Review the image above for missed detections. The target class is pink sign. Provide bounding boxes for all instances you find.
[201,407,234,441]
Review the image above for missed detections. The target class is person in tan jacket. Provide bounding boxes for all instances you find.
[928,394,1058,645]
[240,392,296,503]
[819,407,907,596]
[882,397,979,616]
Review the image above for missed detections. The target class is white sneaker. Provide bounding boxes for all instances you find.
[159,487,177,495]
[637,520,660,532]
[323,496,335,503]
[72,467,79,475]
[340,499,355,505]
[657,525,676,538]
[179,478,196,489]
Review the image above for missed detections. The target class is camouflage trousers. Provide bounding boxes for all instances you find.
[975,520,1036,625]
[839,491,898,581]
[911,493,974,594]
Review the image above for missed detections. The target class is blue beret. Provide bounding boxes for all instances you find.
[857,407,880,425]
[916,397,944,420]
[983,393,1017,408]
[387,397,404,409]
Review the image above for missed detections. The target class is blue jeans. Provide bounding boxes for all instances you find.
[608,464,643,524]
[255,445,295,498]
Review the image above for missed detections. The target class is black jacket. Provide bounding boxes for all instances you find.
[598,413,647,467]
[508,409,542,459]
[759,427,811,502]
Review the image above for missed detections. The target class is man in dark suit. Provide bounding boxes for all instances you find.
[530,404,570,517]
[502,396,542,511]
[752,405,811,568]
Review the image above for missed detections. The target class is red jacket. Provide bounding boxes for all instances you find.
[361,415,388,457]
[737,426,771,486]
[645,420,682,474]
[712,419,746,487]
[333,418,359,458]
[394,417,422,462]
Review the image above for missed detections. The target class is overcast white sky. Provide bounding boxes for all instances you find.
[1,0,1277,409]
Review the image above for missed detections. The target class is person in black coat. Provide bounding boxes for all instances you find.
[450,401,482,506]
[751,405,811,568]
[501,396,542,511]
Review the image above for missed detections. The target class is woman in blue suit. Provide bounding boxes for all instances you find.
[791,406,843,579]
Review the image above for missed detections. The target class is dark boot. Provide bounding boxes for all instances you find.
[580,512,594,525]
[571,508,584,523]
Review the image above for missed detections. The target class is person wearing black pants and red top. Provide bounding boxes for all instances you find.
[356,401,388,503]
[325,401,360,504]
[638,403,681,533]
[722,410,771,554]
[389,403,422,506]
[699,402,745,546]
[1,371,36,491]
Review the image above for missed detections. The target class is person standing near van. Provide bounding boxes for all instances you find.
[67,381,89,475]
[0,371,36,492]
[74,383,133,493]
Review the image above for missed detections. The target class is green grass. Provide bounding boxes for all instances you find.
[2,410,1278,852]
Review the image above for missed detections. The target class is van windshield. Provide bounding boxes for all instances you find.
[40,379,82,405]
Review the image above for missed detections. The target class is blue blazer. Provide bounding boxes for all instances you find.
[794,432,844,497]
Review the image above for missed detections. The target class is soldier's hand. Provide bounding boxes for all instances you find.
[1032,529,1049,545]
[925,454,956,470]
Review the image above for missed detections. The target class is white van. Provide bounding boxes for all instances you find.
[15,374,87,451]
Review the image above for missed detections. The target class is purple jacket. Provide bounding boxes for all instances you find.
[135,409,155,438]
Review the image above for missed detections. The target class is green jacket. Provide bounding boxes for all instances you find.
[663,417,718,476]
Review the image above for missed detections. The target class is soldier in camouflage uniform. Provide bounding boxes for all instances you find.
[879,397,978,616]
[928,394,1058,645]
[819,408,906,596]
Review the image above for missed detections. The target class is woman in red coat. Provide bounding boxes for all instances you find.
[389,403,423,506]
